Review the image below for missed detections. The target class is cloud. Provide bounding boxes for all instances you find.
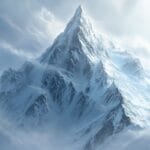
[0,110,150,150]
[0,42,28,75]
[116,36,150,72]
[0,0,64,57]
[0,111,78,150]
[99,128,150,150]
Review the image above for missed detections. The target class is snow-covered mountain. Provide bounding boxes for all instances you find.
[0,6,150,150]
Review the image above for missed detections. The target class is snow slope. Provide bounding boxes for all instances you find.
[0,6,150,150]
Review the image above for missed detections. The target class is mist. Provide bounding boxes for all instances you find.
[0,107,150,150]
[99,127,150,150]
[0,113,79,150]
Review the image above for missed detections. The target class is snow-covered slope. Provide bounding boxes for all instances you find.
[0,6,150,150]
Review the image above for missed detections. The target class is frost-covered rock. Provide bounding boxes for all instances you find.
[0,68,27,94]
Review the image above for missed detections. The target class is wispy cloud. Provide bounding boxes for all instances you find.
[100,128,150,150]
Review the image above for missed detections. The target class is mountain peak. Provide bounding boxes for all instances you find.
[40,5,96,66]
[74,5,83,17]
[63,5,89,34]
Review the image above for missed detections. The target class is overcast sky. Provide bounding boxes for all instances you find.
[0,0,150,72]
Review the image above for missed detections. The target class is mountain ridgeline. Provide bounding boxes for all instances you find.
[0,6,149,150]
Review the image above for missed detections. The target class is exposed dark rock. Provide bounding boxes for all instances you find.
[42,71,66,107]
[25,95,49,118]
